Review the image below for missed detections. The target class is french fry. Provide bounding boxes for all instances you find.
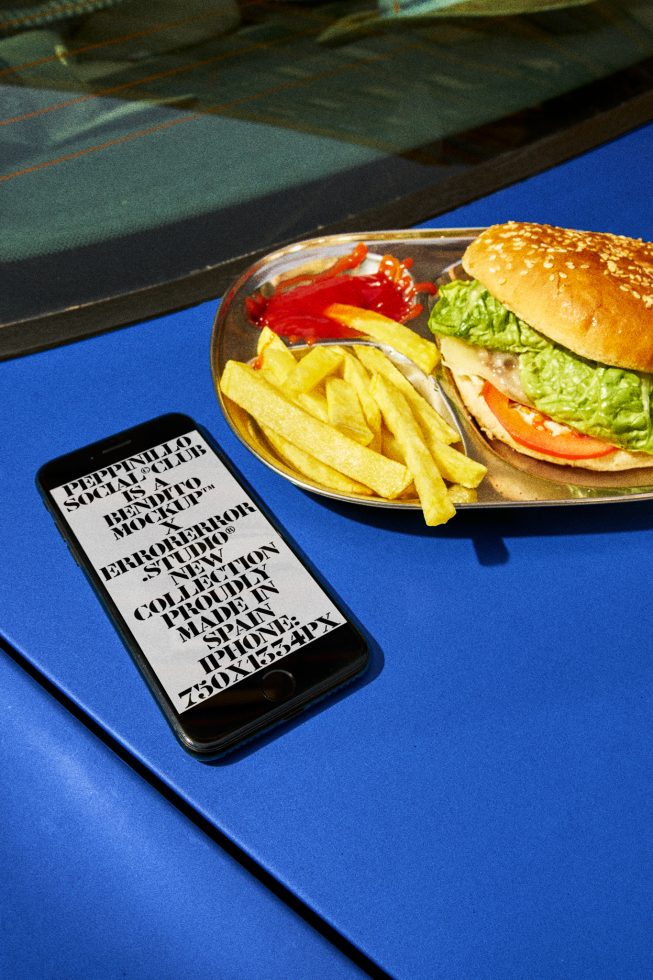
[257,347,296,387]
[253,328,297,386]
[355,347,486,487]
[354,345,458,445]
[447,484,478,504]
[325,303,439,376]
[220,361,412,499]
[342,351,382,450]
[358,347,486,488]
[421,433,487,489]
[296,387,330,423]
[228,309,487,520]
[379,430,417,498]
[284,345,344,396]
[326,377,374,445]
[382,422,479,501]
[381,424,405,465]
[256,325,291,356]
[370,373,456,526]
[260,424,372,496]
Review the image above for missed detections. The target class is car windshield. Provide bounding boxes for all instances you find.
[2,0,653,354]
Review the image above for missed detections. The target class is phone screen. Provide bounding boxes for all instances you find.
[41,417,367,754]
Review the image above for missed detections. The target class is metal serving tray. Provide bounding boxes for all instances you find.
[210,229,653,509]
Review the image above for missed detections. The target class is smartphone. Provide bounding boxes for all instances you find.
[37,413,369,758]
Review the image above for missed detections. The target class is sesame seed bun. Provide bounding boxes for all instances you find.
[462,221,653,373]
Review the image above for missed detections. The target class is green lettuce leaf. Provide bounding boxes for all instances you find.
[428,279,547,353]
[520,349,653,453]
[429,279,653,454]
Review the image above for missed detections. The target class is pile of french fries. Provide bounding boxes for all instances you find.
[220,303,486,526]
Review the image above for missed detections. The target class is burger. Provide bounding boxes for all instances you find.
[427,221,653,471]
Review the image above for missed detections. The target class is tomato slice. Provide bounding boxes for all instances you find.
[481,381,616,459]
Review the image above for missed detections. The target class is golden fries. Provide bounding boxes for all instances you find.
[260,424,373,495]
[326,377,374,445]
[422,435,487,489]
[296,388,330,423]
[255,327,298,386]
[284,345,344,396]
[257,347,295,387]
[219,310,487,525]
[325,303,439,375]
[370,374,455,526]
[220,361,411,499]
[257,325,292,357]
[342,351,382,451]
[353,345,458,445]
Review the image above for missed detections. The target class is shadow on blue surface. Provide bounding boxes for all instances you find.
[311,493,653,568]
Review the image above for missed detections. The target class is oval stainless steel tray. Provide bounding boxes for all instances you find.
[210,229,653,508]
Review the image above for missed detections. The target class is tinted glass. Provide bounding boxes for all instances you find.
[2,0,653,352]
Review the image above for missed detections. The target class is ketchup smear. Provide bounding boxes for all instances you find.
[245,243,437,341]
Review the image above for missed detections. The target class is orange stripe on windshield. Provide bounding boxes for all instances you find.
[0,25,318,128]
[0,7,238,79]
[0,42,391,182]
[0,113,196,182]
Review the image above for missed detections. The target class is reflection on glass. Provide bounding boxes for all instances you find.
[1,1,652,335]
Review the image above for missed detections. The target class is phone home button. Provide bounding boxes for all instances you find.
[260,669,296,702]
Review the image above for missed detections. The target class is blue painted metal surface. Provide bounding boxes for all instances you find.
[0,654,365,979]
[1,122,652,977]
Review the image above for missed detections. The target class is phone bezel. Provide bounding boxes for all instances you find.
[36,413,369,758]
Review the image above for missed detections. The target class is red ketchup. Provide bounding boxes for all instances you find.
[245,243,437,341]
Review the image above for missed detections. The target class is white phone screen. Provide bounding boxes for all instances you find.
[50,430,346,713]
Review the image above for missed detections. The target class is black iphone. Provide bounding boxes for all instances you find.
[37,413,369,758]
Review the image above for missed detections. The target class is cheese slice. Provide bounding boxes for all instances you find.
[439,336,527,404]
